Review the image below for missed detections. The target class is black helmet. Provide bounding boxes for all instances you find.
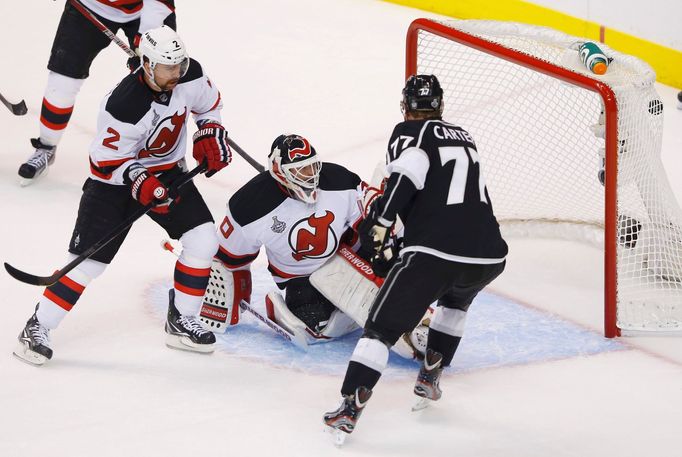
[402,74,443,114]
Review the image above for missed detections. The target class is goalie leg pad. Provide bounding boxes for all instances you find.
[265,291,337,345]
[309,245,383,326]
[199,261,251,334]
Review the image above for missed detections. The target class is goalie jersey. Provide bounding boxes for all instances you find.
[88,59,222,185]
[216,163,364,287]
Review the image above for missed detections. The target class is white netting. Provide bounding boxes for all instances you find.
[414,20,682,332]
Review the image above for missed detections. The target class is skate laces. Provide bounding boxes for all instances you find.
[25,148,54,170]
[28,320,50,346]
[178,315,209,336]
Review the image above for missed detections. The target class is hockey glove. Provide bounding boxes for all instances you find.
[358,202,395,277]
[125,163,172,214]
[127,34,142,72]
[192,123,232,177]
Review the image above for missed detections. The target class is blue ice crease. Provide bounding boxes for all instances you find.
[147,267,624,379]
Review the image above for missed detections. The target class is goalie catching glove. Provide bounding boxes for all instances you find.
[192,123,232,177]
[125,163,173,214]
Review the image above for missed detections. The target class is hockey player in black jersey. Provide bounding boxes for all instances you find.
[13,26,232,366]
[18,0,176,186]
[324,75,508,440]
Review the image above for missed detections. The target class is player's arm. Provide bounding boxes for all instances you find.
[181,60,230,177]
[90,113,172,213]
[359,145,429,258]
[139,0,176,35]
[215,205,261,272]
[127,1,176,71]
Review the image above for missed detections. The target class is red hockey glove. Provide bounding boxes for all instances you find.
[125,163,172,214]
[192,123,232,177]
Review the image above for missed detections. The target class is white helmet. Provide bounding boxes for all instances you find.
[139,26,189,84]
[269,134,322,204]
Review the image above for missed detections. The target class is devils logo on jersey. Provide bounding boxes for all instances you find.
[139,108,187,158]
[289,211,338,261]
[286,136,313,161]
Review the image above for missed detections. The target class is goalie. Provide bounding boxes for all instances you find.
[202,133,429,358]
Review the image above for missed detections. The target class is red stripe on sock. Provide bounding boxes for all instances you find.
[40,116,68,131]
[60,276,86,294]
[43,289,74,311]
[174,282,206,297]
[42,98,73,115]
[175,261,211,277]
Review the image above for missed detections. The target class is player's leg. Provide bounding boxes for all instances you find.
[325,252,445,432]
[414,260,507,402]
[19,2,115,184]
[14,180,134,365]
[148,174,217,352]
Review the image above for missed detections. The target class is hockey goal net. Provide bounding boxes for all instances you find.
[406,19,682,337]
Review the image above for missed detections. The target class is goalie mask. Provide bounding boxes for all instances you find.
[139,26,189,90]
[268,134,322,204]
[401,74,444,115]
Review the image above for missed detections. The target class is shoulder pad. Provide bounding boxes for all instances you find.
[105,73,154,125]
[318,162,361,191]
[179,58,204,84]
[229,172,288,226]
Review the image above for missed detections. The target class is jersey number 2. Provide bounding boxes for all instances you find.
[439,146,488,205]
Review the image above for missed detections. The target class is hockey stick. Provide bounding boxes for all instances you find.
[226,138,264,173]
[68,0,136,58]
[68,0,266,174]
[4,162,207,287]
[0,92,27,115]
[239,300,308,350]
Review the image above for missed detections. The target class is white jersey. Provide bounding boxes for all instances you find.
[80,0,174,32]
[88,58,222,184]
[216,164,365,286]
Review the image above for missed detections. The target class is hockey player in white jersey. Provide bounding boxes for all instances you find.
[213,134,364,343]
[13,26,232,366]
[18,0,176,185]
[207,134,431,357]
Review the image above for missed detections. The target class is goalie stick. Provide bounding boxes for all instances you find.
[0,92,27,116]
[239,300,308,350]
[4,162,207,286]
[68,0,265,174]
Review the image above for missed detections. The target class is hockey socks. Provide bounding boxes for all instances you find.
[38,72,83,146]
[427,306,467,366]
[341,337,388,395]
[35,257,106,330]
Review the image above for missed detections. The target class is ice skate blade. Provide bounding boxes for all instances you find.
[324,426,347,447]
[12,343,48,366]
[411,397,432,412]
[19,165,50,187]
[165,334,215,354]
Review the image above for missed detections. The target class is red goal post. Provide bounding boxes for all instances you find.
[406,18,679,337]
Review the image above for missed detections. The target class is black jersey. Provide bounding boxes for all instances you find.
[385,119,507,263]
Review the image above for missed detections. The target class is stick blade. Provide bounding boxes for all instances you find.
[11,100,27,115]
[4,262,56,286]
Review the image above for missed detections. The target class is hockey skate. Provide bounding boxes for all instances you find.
[323,386,372,446]
[18,138,56,186]
[412,349,443,411]
[13,307,53,366]
[165,289,216,353]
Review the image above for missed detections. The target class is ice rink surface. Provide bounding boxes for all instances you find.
[0,1,681,456]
